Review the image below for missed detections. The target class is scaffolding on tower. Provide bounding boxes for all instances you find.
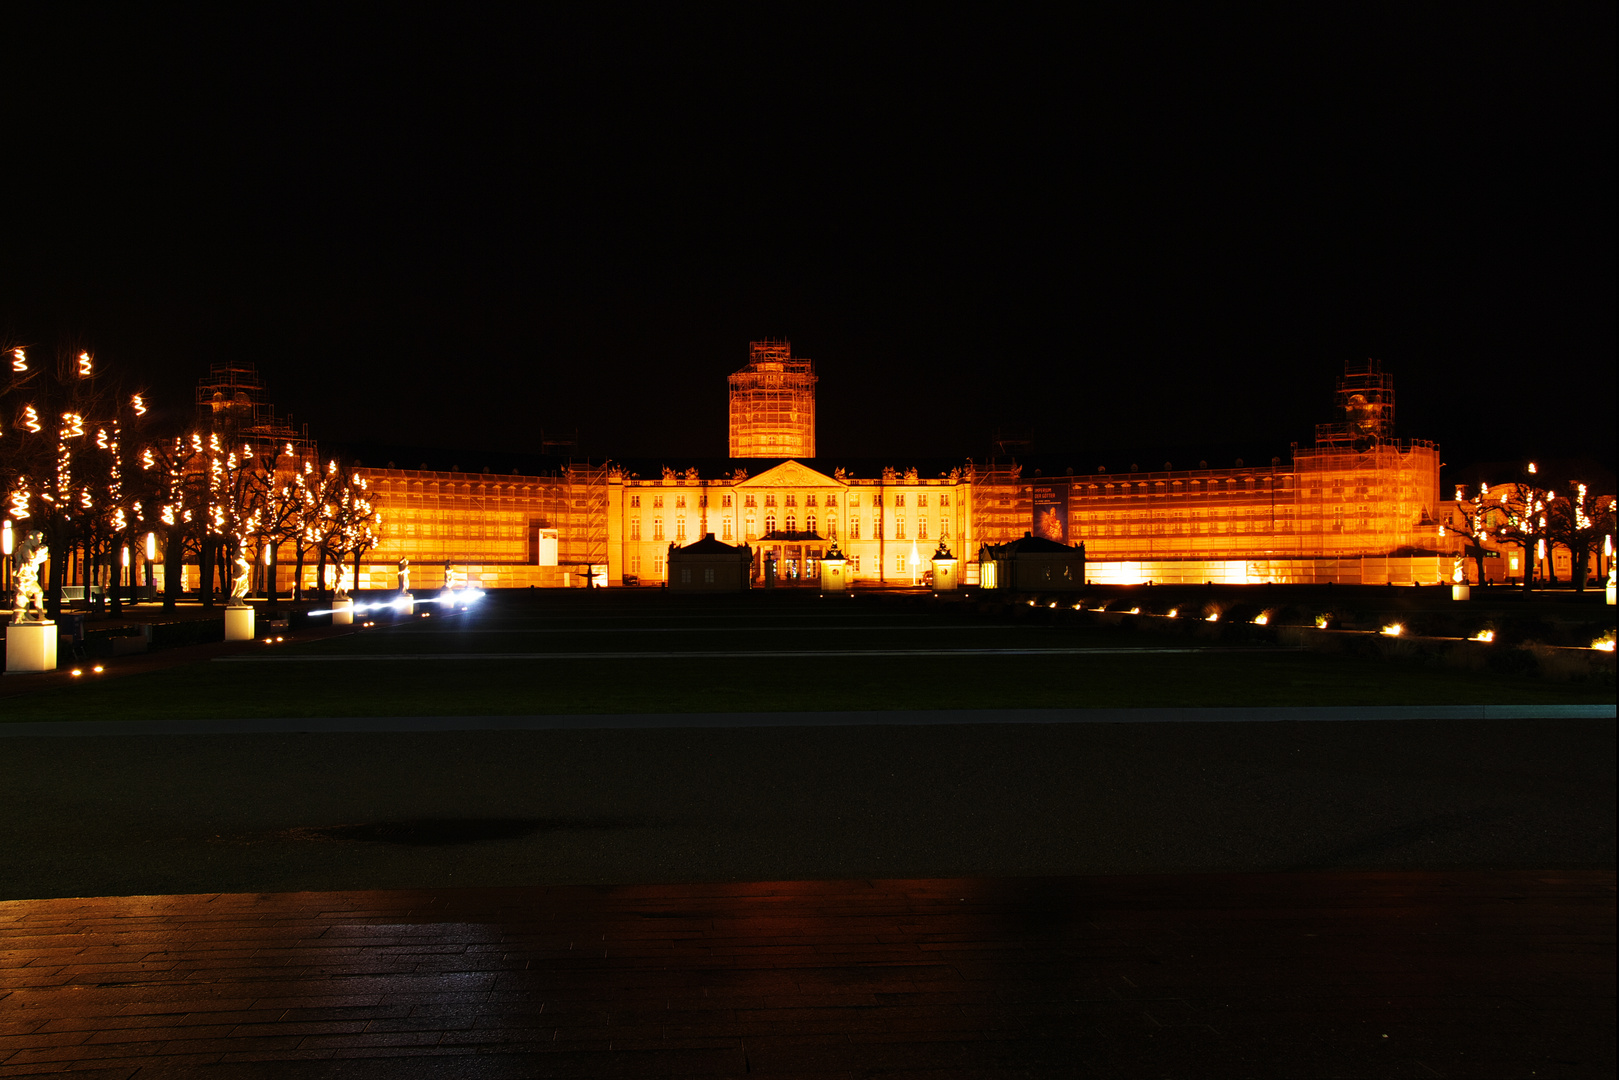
[728,339,817,458]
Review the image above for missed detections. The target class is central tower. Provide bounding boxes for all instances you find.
[728,339,816,458]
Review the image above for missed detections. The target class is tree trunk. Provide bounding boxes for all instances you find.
[267,541,280,610]
[294,542,306,603]
[163,532,183,612]
[316,545,328,602]
[200,536,216,607]
[109,539,123,617]
[353,547,363,598]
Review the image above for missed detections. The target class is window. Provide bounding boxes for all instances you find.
[680,567,692,584]
[653,495,664,508]
[918,493,928,507]
[826,514,836,538]
[745,517,756,538]
[849,494,860,506]
[744,494,757,508]
[895,493,905,506]
[806,513,816,534]
[676,495,687,509]
[722,520,733,540]
[654,555,665,576]
[676,519,686,542]
[630,495,641,508]
[630,520,641,540]
[785,494,796,507]
[723,494,733,507]
[630,554,641,573]
[653,518,664,541]
[765,494,777,507]
[940,493,949,507]
[805,494,817,507]
[703,567,715,583]
[851,517,861,540]
[765,513,776,534]
[785,514,796,533]
[895,516,906,540]
[897,554,907,574]
[918,517,928,539]
[940,517,949,537]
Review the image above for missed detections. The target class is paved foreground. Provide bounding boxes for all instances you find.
[0,872,1611,1078]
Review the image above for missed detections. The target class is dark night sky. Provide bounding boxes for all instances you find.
[4,9,1613,478]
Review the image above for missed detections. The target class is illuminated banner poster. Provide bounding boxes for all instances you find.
[1032,483,1068,543]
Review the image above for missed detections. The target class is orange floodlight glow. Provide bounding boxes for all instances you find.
[1593,632,1615,653]
[1205,612,1219,622]
[1167,608,1178,618]
[1472,630,1495,642]
[1381,623,1405,637]
[1253,613,1269,625]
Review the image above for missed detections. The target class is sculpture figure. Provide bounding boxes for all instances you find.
[228,545,252,607]
[11,531,49,624]
[1452,553,1467,584]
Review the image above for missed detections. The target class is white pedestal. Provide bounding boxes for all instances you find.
[332,598,354,625]
[6,622,58,674]
[1607,581,1616,606]
[1451,584,1470,601]
[224,606,256,641]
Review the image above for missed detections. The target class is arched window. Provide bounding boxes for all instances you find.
[785,514,796,534]
[806,513,817,535]
[765,513,776,534]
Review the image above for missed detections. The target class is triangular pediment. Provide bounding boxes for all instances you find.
[735,460,845,488]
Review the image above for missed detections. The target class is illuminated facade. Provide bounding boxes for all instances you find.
[343,358,1460,590]
[728,340,816,458]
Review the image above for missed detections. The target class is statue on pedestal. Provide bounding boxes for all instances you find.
[398,557,410,593]
[11,531,49,624]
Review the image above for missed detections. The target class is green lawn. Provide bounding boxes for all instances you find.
[6,649,1613,723]
[5,594,1611,723]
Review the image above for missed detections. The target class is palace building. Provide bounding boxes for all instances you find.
[345,356,1459,591]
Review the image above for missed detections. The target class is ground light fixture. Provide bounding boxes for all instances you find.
[1382,623,1405,636]
[1594,632,1616,652]
[1253,613,1269,625]
[1472,630,1496,642]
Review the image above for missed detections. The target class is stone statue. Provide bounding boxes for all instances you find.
[1452,553,1467,584]
[228,545,252,607]
[11,531,49,624]
[398,557,411,593]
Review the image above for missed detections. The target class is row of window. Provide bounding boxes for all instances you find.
[625,491,954,509]
[622,513,959,544]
